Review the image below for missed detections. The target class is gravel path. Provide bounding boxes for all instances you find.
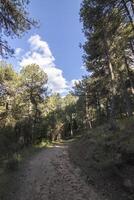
[8,144,100,200]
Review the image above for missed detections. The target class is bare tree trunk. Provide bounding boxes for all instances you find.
[70,114,74,137]
[122,0,134,31]
[85,92,92,129]
[119,71,132,117]
[95,93,102,124]
[106,98,110,120]
[124,55,134,95]
[103,34,116,120]
[109,61,116,120]
[130,0,134,15]
[122,0,134,55]
[103,29,119,130]
[130,41,134,54]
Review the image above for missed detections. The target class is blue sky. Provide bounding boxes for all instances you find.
[7,0,86,94]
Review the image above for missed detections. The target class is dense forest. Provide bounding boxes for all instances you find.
[0,61,80,156]
[0,0,134,199]
[77,0,134,125]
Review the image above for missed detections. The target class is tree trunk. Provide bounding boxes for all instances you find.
[124,55,134,95]
[103,30,119,130]
[85,92,92,128]
[119,71,132,117]
[106,98,110,120]
[70,114,74,137]
[96,93,102,124]
[121,0,134,31]
[130,41,134,54]
[130,0,134,15]
[103,34,116,120]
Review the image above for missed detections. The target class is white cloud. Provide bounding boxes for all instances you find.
[81,65,85,70]
[15,48,23,56]
[19,34,68,94]
[19,34,82,95]
[70,79,81,88]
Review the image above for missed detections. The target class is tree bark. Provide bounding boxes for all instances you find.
[130,41,134,54]
[121,0,134,31]
[119,71,132,117]
[130,0,134,15]
[124,55,134,95]
[85,91,92,128]
[103,32,116,120]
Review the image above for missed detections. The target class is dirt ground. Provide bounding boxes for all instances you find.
[5,143,100,200]
[2,138,133,200]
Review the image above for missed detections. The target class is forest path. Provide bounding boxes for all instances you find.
[9,142,100,200]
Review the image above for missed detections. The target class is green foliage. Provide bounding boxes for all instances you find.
[0,126,17,156]
[0,0,36,57]
[76,0,134,127]
[41,93,78,140]
[20,64,48,123]
[85,117,134,169]
[0,62,49,162]
[0,61,80,170]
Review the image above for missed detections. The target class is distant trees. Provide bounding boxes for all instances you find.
[20,64,48,124]
[42,93,78,140]
[0,62,18,123]
[0,61,79,158]
[0,62,48,156]
[0,0,36,57]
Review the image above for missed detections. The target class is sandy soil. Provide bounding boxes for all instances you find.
[7,143,100,200]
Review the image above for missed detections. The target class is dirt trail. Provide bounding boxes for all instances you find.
[8,143,100,200]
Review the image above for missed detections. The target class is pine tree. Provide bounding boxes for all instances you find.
[0,0,36,57]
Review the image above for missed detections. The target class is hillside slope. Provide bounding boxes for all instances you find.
[69,118,134,200]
